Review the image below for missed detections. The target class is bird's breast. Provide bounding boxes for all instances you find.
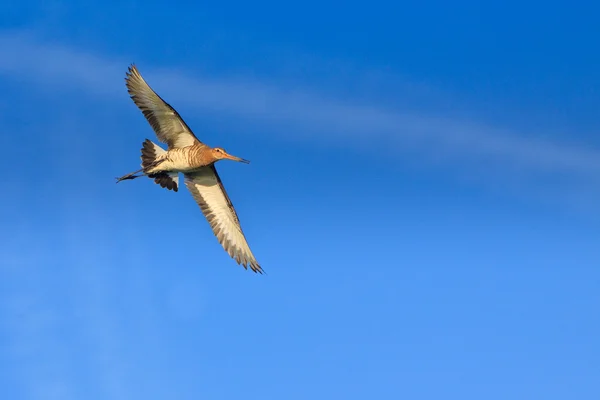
[163,146,212,171]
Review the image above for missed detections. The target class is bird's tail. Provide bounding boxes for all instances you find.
[141,138,166,170]
[140,139,179,192]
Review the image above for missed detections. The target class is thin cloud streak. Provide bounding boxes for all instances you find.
[1,30,599,181]
[0,209,177,400]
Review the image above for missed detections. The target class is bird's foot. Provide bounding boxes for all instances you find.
[115,173,142,183]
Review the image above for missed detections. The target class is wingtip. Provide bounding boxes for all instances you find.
[251,263,265,275]
[241,260,264,275]
[125,63,138,80]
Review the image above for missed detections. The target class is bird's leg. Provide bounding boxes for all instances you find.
[116,157,168,184]
[116,168,145,183]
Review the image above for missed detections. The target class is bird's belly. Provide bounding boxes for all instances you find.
[152,146,210,173]
[169,159,194,171]
[153,151,191,172]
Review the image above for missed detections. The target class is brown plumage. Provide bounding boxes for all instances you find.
[116,64,262,274]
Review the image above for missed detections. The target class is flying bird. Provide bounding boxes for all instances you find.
[116,65,263,274]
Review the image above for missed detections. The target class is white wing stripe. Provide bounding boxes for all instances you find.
[184,168,262,273]
[125,65,200,149]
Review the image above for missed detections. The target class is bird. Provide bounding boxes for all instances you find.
[116,64,263,274]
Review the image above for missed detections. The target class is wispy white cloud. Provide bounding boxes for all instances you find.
[1,29,599,204]
[0,216,127,400]
[1,257,78,399]
[0,208,188,400]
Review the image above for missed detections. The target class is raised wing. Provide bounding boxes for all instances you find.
[125,64,201,148]
[184,166,262,273]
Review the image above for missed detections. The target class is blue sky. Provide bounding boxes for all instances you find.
[1,1,600,399]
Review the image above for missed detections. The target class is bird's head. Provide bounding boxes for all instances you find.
[211,147,250,164]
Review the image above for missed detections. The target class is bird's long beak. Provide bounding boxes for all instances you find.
[224,153,250,164]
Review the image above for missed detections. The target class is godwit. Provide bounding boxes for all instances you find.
[116,65,262,274]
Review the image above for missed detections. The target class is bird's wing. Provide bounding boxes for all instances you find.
[125,64,202,149]
[184,166,262,273]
